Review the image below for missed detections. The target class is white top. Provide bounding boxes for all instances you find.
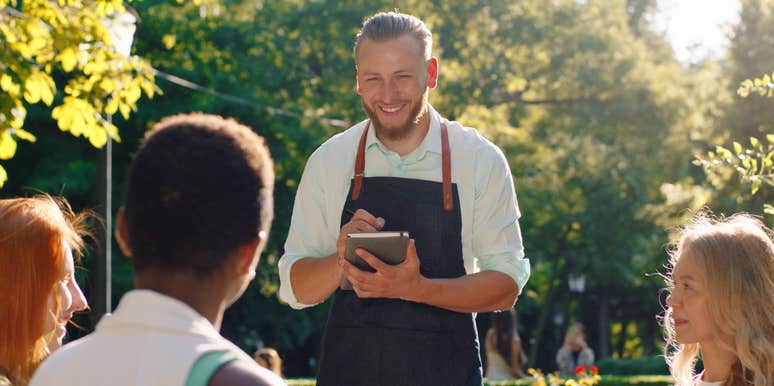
[694,372,724,386]
[278,106,531,309]
[485,350,512,381]
[31,290,285,386]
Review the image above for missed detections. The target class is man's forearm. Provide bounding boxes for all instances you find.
[289,253,341,305]
[405,270,519,313]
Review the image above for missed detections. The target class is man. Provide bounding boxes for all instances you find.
[278,12,530,386]
[31,113,284,386]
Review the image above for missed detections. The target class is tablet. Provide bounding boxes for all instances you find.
[340,231,410,290]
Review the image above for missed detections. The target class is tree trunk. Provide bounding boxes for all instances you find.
[527,257,563,369]
[597,290,610,359]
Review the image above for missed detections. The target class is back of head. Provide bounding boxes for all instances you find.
[123,113,274,275]
[665,212,774,385]
[354,11,433,61]
[0,196,87,384]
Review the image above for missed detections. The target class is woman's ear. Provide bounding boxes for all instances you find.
[115,207,132,256]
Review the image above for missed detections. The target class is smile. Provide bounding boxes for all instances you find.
[379,104,405,113]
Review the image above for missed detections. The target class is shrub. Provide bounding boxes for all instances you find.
[596,356,670,375]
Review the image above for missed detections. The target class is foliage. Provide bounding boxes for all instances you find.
[284,374,675,386]
[525,366,601,386]
[695,0,774,214]
[696,135,774,213]
[595,355,669,376]
[737,70,774,97]
[0,0,159,187]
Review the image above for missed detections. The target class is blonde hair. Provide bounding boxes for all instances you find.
[354,11,433,61]
[0,196,90,385]
[662,211,774,386]
[253,347,282,378]
[563,322,587,347]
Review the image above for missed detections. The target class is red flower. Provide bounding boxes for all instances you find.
[590,365,599,375]
[574,365,585,375]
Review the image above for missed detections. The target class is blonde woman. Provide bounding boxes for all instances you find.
[254,348,282,378]
[0,196,90,385]
[663,212,774,386]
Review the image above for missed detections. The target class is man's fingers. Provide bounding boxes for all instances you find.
[355,248,390,271]
[350,209,385,230]
[347,219,380,233]
[403,239,419,266]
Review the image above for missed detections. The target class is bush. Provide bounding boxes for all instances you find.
[286,375,675,385]
[596,356,670,375]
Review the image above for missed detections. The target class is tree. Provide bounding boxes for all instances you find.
[0,0,158,187]
[696,0,774,214]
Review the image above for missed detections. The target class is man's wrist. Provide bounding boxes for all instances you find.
[403,275,433,303]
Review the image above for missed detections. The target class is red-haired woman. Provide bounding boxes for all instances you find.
[0,196,89,385]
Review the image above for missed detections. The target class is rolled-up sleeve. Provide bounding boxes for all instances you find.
[472,143,530,292]
[278,149,337,309]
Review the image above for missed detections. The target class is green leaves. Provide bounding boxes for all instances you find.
[738,70,774,98]
[0,0,159,187]
[698,136,774,196]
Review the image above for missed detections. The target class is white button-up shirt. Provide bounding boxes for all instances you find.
[278,107,530,309]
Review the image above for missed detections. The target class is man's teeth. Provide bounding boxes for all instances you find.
[381,105,401,113]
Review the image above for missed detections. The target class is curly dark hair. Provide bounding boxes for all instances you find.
[123,113,274,275]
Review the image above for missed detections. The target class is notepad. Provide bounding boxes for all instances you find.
[340,231,410,290]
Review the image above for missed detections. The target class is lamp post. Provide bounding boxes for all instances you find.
[94,10,136,320]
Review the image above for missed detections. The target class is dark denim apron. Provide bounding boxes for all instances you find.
[316,121,482,386]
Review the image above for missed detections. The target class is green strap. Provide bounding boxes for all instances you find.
[184,350,240,386]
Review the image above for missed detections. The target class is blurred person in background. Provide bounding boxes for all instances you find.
[484,308,527,380]
[556,322,594,377]
[254,348,282,378]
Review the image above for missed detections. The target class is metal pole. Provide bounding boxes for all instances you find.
[94,116,112,322]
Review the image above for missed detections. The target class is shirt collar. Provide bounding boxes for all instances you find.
[365,105,442,159]
[97,289,220,339]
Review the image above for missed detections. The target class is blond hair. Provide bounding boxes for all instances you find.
[353,11,433,61]
[662,212,774,386]
[253,348,282,378]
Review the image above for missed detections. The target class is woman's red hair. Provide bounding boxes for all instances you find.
[0,196,89,385]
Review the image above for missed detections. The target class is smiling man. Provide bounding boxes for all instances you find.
[278,12,531,386]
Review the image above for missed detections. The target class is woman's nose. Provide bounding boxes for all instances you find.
[665,293,676,308]
[68,279,89,314]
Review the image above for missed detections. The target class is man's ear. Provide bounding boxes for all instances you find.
[232,232,267,278]
[355,67,363,94]
[115,207,132,257]
[426,57,439,89]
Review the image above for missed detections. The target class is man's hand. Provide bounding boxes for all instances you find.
[337,209,385,259]
[340,239,425,300]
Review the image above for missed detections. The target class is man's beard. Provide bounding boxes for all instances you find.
[362,92,428,142]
